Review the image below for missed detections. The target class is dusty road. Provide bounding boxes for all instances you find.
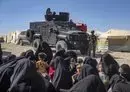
[1,43,130,65]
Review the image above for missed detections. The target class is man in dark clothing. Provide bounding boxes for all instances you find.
[88,30,97,57]
[69,19,75,29]
[46,8,52,15]
[45,8,53,21]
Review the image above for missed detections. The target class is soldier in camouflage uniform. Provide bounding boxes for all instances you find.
[88,30,97,57]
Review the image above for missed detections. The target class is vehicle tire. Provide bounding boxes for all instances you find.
[19,40,23,46]
[26,29,34,41]
[33,39,40,51]
[56,40,67,52]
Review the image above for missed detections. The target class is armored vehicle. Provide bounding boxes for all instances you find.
[26,10,89,55]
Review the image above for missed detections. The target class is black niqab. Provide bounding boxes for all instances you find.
[84,56,97,67]
[25,50,35,61]
[64,51,77,61]
[2,54,16,64]
[61,63,106,92]
[35,42,53,64]
[78,64,97,81]
[53,48,65,59]
[52,57,72,91]
[84,56,98,75]
[0,56,25,92]
[8,58,55,92]
[50,49,65,69]
[100,53,119,78]
[67,75,106,92]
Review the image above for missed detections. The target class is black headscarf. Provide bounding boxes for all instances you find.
[35,42,53,64]
[64,51,77,61]
[8,58,56,92]
[60,63,106,92]
[53,48,65,59]
[100,53,119,78]
[84,56,98,75]
[25,50,35,61]
[119,64,130,81]
[84,57,97,67]
[78,64,97,81]
[67,75,106,92]
[2,54,16,64]
[50,49,65,68]
[112,64,130,92]
[52,57,72,91]
[0,56,25,92]
[64,51,77,75]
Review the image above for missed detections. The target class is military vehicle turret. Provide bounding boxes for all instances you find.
[26,9,89,55]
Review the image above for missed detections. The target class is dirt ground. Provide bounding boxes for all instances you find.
[1,43,130,65]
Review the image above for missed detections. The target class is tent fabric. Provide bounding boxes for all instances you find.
[99,29,130,39]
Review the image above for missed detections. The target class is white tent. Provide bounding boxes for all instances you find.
[99,29,130,39]
[98,29,130,52]
[6,31,22,44]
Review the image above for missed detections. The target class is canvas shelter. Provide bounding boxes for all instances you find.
[98,29,130,52]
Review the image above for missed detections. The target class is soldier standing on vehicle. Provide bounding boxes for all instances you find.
[88,30,97,57]
[46,8,53,21]
[46,8,52,15]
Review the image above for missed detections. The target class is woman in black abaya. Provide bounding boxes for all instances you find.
[35,42,53,64]
[67,74,106,92]
[0,56,25,92]
[52,57,73,92]
[8,58,56,92]
[25,49,35,61]
[50,48,65,69]
[100,53,120,90]
[78,64,98,81]
[2,54,16,64]
[60,64,106,92]
[49,49,65,80]
[84,56,98,75]
[100,53,119,78]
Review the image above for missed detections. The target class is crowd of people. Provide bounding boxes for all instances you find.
[0,43,130,92]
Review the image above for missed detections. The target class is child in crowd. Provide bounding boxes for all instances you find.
[72,64,82,84]
[98,62,109,88]
[36,52,50,81]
